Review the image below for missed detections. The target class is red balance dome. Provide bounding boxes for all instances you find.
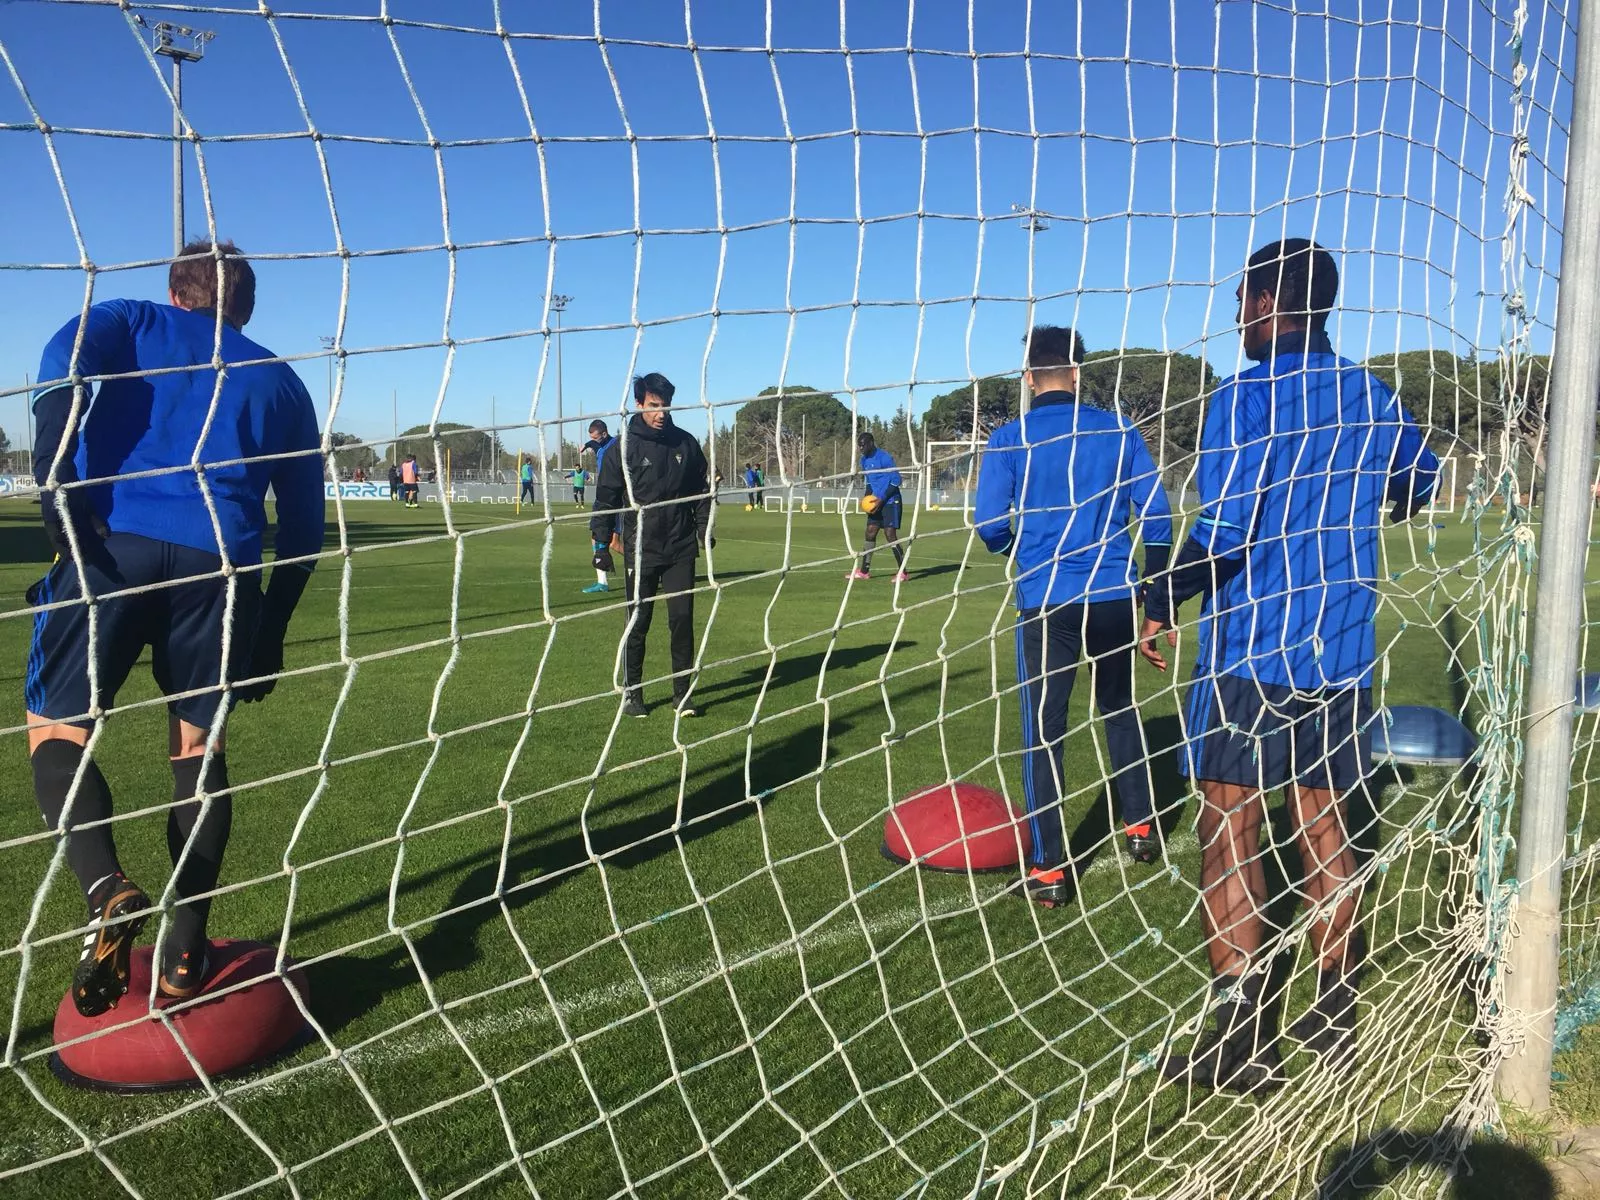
[50,939,311,1092]
[881,782,1031,873]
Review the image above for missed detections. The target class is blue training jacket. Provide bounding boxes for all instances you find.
[859,448,902,497]
[1190,330,1439,688]
[974,391,1173,608]
[34,298,325,568]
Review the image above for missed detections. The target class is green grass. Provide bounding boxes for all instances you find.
[0,496,1587,1199]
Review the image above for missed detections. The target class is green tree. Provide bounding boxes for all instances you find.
[923,376,1022,441]
[1079,348,1214,461]
[386,423,505,474]
[736,385,854,480]
[327,431,378,475]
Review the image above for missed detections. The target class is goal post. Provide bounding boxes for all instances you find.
[5,3,1600,1198]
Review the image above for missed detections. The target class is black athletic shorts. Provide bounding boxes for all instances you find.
[26,533,261,730]
[866,493,903,531]
[1182,671,1372,792]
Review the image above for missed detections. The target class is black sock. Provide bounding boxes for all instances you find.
[891,543,905,567]
[31,740,120,902]
[167,755,234,950]
[1213,970,1276,1053]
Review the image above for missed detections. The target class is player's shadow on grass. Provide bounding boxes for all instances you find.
[1315,1126,1555,1199]
[693,641,916,708]
[303,716,853,1036]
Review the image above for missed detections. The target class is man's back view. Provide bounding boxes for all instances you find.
[26,239,324,1015]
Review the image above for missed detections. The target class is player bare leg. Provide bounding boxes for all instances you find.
[28,715,151,1015]
[159,715,232,999]
[1163,780,1284,1092]
[1286,783,1363,1060]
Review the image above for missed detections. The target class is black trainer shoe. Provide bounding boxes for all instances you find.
[1289,978,1358,1064]
[674,696,703,718]
[1125,832,1160,864]
[621,692,648,719]
[1161,1024,1286,1096]
[157,941,211,1002]
[1013,866,1072,909]
[72,874,151,1017]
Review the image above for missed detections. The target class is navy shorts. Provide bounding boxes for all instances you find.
[1182,672,1372,792]
[26,533,261,730]
[866,494,902,531]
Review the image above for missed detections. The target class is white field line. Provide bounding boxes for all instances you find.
[3,822,1198,1167]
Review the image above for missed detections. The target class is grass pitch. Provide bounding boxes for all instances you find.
[0,495,1588,1199]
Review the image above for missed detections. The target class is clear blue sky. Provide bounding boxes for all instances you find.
[0,0,1572,457]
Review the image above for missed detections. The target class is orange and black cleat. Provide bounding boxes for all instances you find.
[157,943,212,1002]
[1015,866,1072,908]
[71,873,151,1017]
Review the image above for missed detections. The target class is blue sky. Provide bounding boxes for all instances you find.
[0,0,1573,456]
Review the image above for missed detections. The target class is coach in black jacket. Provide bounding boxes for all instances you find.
[590,372,713,718]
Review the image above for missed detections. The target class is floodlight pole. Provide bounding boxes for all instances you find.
[144,20,213,257]
[319,335,335,415]
[1499,2,1600,1112]
[1013,202,1048,415]
[550,294,571,469]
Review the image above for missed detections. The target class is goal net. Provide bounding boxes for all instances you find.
[0,3,1594,1198]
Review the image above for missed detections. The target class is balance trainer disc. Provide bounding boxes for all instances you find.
[882,782,1032,873]
[50,939,310,1092]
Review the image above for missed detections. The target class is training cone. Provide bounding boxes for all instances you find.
[881,782,1031,873]
[50,940,311,1092]
[1370,705,1477,768]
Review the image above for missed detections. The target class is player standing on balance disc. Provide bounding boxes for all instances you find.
[24,240,324,1015]
[848,432,908,582]
[1142,239,1438,1093]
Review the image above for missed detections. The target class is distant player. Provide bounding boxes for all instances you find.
[848,432,908,582]
[743,463,759,508]
[754,464,765,504]
[582,420,619,594]
[713,469,725,503]
[400,453,420,507]
[25,240,324,1014]
[973,324,1173,911]
[591,372,712,718]
[388,461,400,502]
[518,457,536,505]
[1143,239,1438,1093]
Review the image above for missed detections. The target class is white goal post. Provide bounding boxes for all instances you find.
[921,438,985,518]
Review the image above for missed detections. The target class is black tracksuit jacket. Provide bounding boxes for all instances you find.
[589,413,711,565]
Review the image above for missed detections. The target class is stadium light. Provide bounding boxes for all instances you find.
[319,335,336,415]
[548,294,572,469]
[1010,202,1050,233]
[139,17,215,256]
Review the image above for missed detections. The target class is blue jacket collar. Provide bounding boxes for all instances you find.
[1032,389,1077,409]
[1254,328,1334,362]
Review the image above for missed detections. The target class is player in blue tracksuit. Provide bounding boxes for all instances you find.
[743,464,760,508]
[1142,239,1438,1093]
[974,325,1173,904]
[25,240,325,1016]
[583,419,618,594]
[851,434,909,580]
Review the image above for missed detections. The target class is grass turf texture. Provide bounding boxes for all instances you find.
[0,497,1584,1199]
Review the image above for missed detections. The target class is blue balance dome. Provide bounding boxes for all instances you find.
[1370,705,1477,768]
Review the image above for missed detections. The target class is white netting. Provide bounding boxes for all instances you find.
[0,2,1590,1198]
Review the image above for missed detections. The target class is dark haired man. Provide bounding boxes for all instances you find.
[25,239,324,1014]
[591,372,713,718]
[1142,239,1439,1092]
[849,432,909,582]
[582,419,618,594]
[974,324,1172,904]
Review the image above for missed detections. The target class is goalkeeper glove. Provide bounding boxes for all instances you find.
[40,489,109,560]
[235,566,312,705]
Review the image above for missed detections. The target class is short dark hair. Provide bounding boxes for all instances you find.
[169,239,256,327]
[589,418,608,435]
[633,372,675,405]
[1243,238,1338,331]
[1023,325,1086,370]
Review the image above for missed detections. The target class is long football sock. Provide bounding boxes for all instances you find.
[167,755,234,950]
[32,739,121,901]
[890,542,905,567]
